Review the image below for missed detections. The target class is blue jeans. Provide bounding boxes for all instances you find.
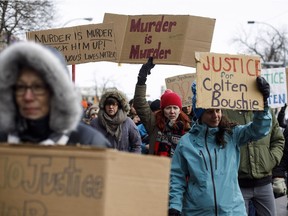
[241,184,276,216]
[248,200,257,216]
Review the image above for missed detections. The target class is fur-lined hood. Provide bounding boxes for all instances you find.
[0,41,82,133]
[99,89,130,113]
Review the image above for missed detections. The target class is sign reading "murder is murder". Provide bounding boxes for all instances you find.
[195,52,263,111]
[103,13,215,67]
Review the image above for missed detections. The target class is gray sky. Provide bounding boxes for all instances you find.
[55,0,288,100]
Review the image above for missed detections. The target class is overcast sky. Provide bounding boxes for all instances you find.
[54,0,288,100]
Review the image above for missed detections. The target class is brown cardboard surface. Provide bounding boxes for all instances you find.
[26,23,117,65]
[165,73,196,107]
[0,144,170,216]
[103,13,215,67]
[195,52,263,110]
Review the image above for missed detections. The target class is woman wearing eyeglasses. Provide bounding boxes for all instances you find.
[0,41,110,147]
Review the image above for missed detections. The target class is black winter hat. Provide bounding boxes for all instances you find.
[150,99,160,112]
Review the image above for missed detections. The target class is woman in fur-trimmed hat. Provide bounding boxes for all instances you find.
[0,41,110,147]
[133,57,191,157]
[90,89,142,153]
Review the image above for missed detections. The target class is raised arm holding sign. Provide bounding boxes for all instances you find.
[133,58,191,157]
[169,74,272,215]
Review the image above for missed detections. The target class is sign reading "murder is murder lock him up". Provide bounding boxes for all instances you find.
[26,23,117,65]
[195,52,263,111]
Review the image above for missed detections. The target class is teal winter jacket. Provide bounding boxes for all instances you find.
[169,109,272,216]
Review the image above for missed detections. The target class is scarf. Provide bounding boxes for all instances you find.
[98,109,127,141]
[154,120,185,157]
[17,115,52,142]
[9,115,69,145]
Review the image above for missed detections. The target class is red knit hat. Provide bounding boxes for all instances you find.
[160,89,182,109]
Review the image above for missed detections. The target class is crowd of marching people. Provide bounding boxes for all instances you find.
[1,41,288,216]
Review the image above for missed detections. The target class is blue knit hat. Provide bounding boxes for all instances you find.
[191,81,206,119]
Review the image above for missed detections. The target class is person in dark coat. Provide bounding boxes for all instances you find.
[0,41,110,147]
[277,103,287,129]
[272,103,288,209]
[90,89,142,153]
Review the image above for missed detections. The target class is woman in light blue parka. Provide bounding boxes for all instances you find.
[169,77,272,216]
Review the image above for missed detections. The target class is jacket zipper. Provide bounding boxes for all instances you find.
[214,148,217,170]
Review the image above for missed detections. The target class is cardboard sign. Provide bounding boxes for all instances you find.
[0,144,170,216]
[26,23,117,65]
[165,73,196,107]
[195,52,263,110]
[103,13,215,67]
[262,67,287,108]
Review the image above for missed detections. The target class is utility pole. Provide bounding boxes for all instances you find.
[62,17,93,83]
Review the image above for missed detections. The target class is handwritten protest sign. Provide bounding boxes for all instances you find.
[262,67,287,108]
[195,52,263,110]
[165,73,196,107]
[0,145,170,216]
[26,23,117,65]
[103,13,215,67]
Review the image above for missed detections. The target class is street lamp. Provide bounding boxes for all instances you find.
[247,21,286,67]
[62,17,93,83]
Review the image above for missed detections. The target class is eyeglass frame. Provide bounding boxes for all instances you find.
[13,83,49,96]
[105,103,119,107]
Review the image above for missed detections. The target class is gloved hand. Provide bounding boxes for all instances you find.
[280,103,287,113]
[278,103,287,128]
[168,208,181,216]
[256,76,270,108]
[273,177,287,198]
[137,57,155,85]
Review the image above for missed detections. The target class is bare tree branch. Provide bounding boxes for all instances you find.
[232,24,288,67]
[0,0,56,44]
